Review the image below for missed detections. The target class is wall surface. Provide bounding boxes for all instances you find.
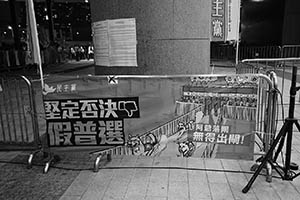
[90,0,211,75]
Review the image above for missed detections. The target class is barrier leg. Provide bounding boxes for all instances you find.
[43,154,60,174]
[266,162,272,182]
[94,154,102,173]
[27,150,40,169]
[44,161,51,174]
[250,158,272,182]
[107,153,112,161]
[27,153,34,169]
[27,148,48,169]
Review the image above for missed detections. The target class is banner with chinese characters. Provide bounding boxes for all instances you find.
[211,0,226,41]
[211,0,240,41]
[184,75,257,160]
[43,74,259,160]
[225,0,241,41]
[44,97,139,146]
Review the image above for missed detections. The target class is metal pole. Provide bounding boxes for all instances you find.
[27,0,44,88]
[235,0,241,65]
[284,65,298,178]
[46,0,54,43]
[235,39,239,65]
[9,0,20,49]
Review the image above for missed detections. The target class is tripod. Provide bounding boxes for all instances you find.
[242,65,300,193]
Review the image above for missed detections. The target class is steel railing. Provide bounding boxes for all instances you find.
[0,74,41,150]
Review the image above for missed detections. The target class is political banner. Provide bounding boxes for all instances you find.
[44,97,139,146]
[43,74,258,160]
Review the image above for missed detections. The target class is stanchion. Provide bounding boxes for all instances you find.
[242,65,300,193]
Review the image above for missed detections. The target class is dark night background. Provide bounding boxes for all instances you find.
[0,0,299,47]
[241,0,286,45]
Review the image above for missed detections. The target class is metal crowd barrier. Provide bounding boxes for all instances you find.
[0,75,41,150]
[239,46,282,60]
[281,45,300,58]
[85,74,277,173]
[0,72,278,177]
[4,73,274,173]
[239,58,300,102]
[211,44,300,62]
[238,57,300,182]
[225,64,279,181]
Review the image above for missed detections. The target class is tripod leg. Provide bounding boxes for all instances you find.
[273,132,287,162]
[242,122,289,193]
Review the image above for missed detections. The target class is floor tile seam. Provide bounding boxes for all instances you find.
[237,160,285,200]
[203,160,224,171]
[144,156,157,198]
[291,179,300,194]
[186,159,205,169]
[97,166,121,200]
[118,155,141,200]
[60,194,82,200]
[110,156,138,180]
[165,161,171,199]
[59,169,93,199]
[146,156,170,196]
[126,156,153,199]
[169,157,188,168]
[237,160,261,200]
[292,144,300,154]
[186,159,192,200]
[205,160,228,184]
[220,159,241,200]
[264,185,285,200]
[275,180,300,198]
[78,171,106,200]
[203,159,213,200]
[135,156,154,174]
[119,156,138,166]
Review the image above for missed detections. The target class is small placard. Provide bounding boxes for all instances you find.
[107,76,118,84]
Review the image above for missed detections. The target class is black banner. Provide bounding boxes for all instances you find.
[44,97,139,146]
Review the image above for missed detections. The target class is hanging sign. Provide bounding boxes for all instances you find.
[225,0,241,41]
[211,0,241,41]
[211,0,226,41]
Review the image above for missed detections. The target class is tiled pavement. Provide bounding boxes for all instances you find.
[57,154,300,200]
